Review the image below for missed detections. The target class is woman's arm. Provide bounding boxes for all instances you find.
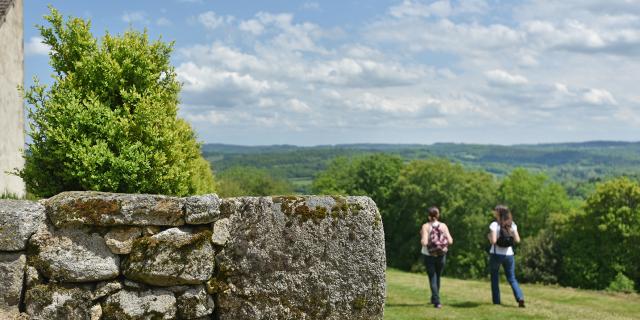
[488,225,497,245]
[513,227,521,243]
[420,224,430,247]
[443,224,453,245]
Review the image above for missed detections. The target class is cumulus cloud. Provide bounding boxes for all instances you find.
[25,36,50,56]
[583,88,617,105]
[197,11,233,30]
[172,1,640,144]
[121,11,148,24]
[485,69,529,86]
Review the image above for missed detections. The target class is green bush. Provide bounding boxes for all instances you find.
[517,228,559,284]
[607,273,636,293]
[20,7,215,197]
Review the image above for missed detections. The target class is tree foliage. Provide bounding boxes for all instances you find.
[217,166,294,197]
[559,178,640,290]
[21,7,215,197]
[387,159,497,277]
[498,168,571,237]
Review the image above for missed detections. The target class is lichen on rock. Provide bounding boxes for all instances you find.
[0,200,45,251]
[28,226,120,282]
[123,228,214,286]
[46,191,184,227]
[25,284,93,320]
[101,288,176,319]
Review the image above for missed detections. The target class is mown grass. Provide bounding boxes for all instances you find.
[385,268,640,320]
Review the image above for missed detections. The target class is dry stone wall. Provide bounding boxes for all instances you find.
[0,192,386,319]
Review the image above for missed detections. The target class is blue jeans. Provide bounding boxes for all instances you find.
[424,254,446,305]
[489,254,524,304]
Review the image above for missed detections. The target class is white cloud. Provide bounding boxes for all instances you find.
[121,11,148,24]
[25,36,50,56]
[197,11,233,30]
[156,17,172,27]
[172,2,640,144]
[485,69,529,86]
[184,110,229,124]
[583,88,617,105]
[239,19,264,35]
[287,99,312,112]
[389,0,452,18]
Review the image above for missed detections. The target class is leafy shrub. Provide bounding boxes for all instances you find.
[607,273,636,293]
[20,7,215,197]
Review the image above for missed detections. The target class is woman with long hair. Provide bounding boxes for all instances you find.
[420,206,453,308]
[488,205,525,307]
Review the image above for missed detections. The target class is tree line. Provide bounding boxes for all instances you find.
[311,154,639,293]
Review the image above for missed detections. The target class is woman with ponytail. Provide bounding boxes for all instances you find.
[420,206,453,308]
[488,205,525,307]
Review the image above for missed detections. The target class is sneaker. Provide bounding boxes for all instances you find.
[518,300,525,308]
[435,304,442,309]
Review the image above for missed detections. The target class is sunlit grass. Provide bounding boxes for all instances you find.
[385,268,640,320]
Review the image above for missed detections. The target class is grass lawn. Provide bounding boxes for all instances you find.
[385,268,640,320]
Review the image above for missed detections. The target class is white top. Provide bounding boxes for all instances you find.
[421,221,440,256]
[489,221,517,256]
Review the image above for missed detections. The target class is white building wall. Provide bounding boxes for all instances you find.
[0,0,25,197]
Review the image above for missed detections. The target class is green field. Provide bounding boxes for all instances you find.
[385,268,640,320]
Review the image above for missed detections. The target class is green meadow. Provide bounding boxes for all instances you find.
[385,268,640,320]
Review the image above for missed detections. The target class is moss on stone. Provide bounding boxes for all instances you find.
[56,197,120,225]
[352,295,367,310]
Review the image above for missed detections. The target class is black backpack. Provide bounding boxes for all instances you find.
[496,224,514,248]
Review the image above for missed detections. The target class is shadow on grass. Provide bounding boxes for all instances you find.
[449,301,482,308]
[385,303,430,307]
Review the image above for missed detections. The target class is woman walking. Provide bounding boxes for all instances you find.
[488,205,525,307]
[420,207,453,308]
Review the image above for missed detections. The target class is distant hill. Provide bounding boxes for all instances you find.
[202,141,640,195]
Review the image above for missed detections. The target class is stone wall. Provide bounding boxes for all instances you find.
[0,192,386,319]
[0,0,25,197]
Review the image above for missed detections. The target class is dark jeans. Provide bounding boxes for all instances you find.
[423,254,446,305]
[489,254,524,304]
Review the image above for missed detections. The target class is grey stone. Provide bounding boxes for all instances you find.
[101,289,176,319]
[176,285,215,319]
[0,253,25,311]
[214,196,386,320]
[28,227,120,282]
[104,227,142,254]
[90,304,102,320]
[93,281,123,301]
[211,217,231,246]
[25,265,41,288]
[123,228,214,286]
[123,279,146,290]
[0,200,45,251]
[0,309,28,320]
[142,225,161,236]
[25,284,92,320]
[46,191,184,227]
[184,194,221,224]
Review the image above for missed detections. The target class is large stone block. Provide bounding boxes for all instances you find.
[46,191,184,227]
[28,227,120,282]
[0,200,45,251]
[25,284,93,320]
[184,194,221,224]
[214,196,386,320]
[0,252,25,312]
[123,228,214,286]
[101,289,176,319]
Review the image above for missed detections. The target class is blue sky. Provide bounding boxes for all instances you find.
[24,0,640,145]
